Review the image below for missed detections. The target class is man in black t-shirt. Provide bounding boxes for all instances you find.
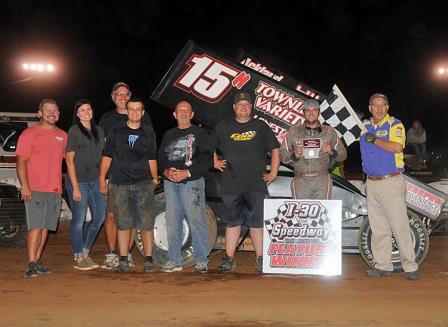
[99,82,156,270]
[158,101,213,273]
[213,92,280,273]
[99,97,159,273]
[99,83,154,137]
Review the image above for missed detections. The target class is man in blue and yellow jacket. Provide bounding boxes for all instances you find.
[360,93,419,281]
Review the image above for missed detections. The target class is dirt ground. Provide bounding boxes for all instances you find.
[1,222,448,327]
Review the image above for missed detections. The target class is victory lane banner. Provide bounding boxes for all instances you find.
[263,199,342,276]
[237,49,326,101]
[237,49,364,147]
[151,40,315,142]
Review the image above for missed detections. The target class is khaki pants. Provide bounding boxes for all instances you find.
[366,175,418,272]
[291,174,332,200]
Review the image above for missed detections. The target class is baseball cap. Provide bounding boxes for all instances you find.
[111,81,131,94]
[233,92,252,104]
[301,99,320,110]
[369,93,388,104]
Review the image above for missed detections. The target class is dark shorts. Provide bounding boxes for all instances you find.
[109,181,155,231]
[221,191,266,228]
[25,192,62,231]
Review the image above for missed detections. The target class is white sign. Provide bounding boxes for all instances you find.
[302,138,322,159]
[263,199,342,276]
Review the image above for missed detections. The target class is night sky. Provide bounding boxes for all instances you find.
[1,0,448,154]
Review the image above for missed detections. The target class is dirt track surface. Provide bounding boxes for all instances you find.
[1,222,448,327]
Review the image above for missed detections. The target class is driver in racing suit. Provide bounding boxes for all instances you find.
[280,99,347,199]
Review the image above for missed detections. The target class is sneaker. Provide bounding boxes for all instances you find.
[254,256,263,273]
[143,260,155,273]
[127,252,135,267]
[365,268,393,277]
[115,260,130,273]
[194,262,208,273]
[405,270,420,281]
[84,256,99,269]
[218,256,236,272]
[24,262,39,278]
[100,253,119,270]
[74,258,95,271]
[160,261,183,273]
[35,261,52,275]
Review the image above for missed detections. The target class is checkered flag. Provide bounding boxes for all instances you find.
[265,204,301,241]
[319,85,366,147]
[265,216,280,235]
[276,203,300,226]
[308,207,330,227]
[309,217,327,227]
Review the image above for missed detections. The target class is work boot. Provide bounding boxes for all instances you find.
[405,270,420,281]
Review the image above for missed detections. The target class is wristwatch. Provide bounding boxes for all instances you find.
[151,178,160,186]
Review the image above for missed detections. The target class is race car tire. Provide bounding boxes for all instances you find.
[0,223,27,247]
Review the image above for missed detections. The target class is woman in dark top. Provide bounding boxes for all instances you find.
[65,99,106,270]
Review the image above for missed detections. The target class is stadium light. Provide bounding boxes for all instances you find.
[18,61,57,104]
[22,62,55,73]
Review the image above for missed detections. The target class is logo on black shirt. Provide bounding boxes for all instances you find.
[230,131,257,141]
[128,135,139,148]
[165,134,196,166]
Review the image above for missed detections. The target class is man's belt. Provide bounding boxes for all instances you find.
[297,171,328,178]
[367,172,401,181]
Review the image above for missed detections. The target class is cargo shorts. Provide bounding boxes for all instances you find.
[109,180,155,231]
[25,192,62,231]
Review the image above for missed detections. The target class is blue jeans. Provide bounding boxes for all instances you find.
[65,178,106,257]
[164,178,208,265]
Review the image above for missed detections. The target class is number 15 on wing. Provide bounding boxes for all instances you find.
[174,54,251,103]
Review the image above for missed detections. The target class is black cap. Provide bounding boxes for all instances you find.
[233,92,252,104]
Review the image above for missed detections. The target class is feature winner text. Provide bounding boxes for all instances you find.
[267,243,327,268]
